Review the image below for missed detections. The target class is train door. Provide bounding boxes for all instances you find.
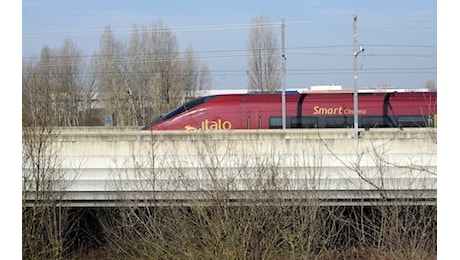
[246,108,263,129]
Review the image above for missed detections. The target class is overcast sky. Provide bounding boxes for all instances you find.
[22,0,437,90]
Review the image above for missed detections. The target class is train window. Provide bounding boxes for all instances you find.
[184,95,217,111]
[258,117,262,129]
[397,115,428,127]
[325,116,352,128]
[345,116,354,128]
[362,116,385,128]
[146,95,217,127]
[269,117,283,129]
[290,117,318,128]
[290,117,301,128]
[382,115,398,127]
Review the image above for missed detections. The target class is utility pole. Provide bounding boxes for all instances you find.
[281,18,286,129]
[352,15,364,139]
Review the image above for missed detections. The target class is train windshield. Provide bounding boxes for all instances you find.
[142,95,217,129]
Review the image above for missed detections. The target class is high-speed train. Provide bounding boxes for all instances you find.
[142,90,437,130]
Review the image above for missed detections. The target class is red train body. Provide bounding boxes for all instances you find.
[142,91,437,131]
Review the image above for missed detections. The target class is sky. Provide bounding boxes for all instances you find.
[22,0,438,91]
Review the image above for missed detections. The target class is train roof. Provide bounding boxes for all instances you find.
[197,87,434,96]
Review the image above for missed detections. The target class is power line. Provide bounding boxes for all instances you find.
[22,43,435,61]
[22,52,435,69]
[22,67,436,77]
[22,19,352,37]
[23,18,435,37]
[22,18,436,87]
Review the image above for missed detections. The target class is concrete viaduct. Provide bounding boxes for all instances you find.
[22,127,437,207]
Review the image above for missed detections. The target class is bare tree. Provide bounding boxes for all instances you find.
[98,132,348,259]
[78,54,100,126]
[318,130,437,258]
[247,15,281,93]
[96,21,213,126]
[22,41,96,127]
[424,80,437,91]
[53,40,87,126]
[73,129,436,258]
[22,125,76,259]
[147,21,182,114]
[96,26,132,126]
[123,25,154,126]
[181,44,212,100]
[23,46,56,127]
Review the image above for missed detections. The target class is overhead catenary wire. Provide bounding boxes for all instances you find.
[22,67,436,77]
[22,44,436,63]
[23,19,353,37]
[22,18,436,87]
[23,18,436,62]
[23,18,435,37]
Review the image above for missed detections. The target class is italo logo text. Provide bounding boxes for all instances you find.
[185,119,232,130]
[313,105,367,115]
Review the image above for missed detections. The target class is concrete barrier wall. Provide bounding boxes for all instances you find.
[24,128,437,206]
